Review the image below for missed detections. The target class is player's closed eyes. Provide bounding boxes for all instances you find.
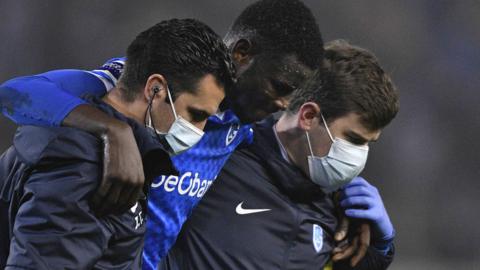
[344,131,369,146]
[188,107,210,123]
[269,78,295,97]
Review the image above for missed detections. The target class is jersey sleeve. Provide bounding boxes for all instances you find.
[0,57,125,127]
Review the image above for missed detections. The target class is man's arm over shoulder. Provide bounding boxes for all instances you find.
[0,57,124,127]
[1,58,144,215]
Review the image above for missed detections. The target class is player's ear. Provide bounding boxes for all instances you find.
[298,102,320,131]
[144,74,168,102]
[232,39,253,66]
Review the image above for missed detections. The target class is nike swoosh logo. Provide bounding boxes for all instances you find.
[235,202,271,215]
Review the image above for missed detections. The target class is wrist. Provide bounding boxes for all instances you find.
[101,120,133,151]
[371,228,395,256]
[374,216,394,241]
[103,118,129,136]
[63,104,128,138]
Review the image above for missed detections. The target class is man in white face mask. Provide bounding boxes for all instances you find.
[305,113,370,193]
[161,40,399,270]
[144,84,207,156]
[0,19,235,270]
[272,41,398,268]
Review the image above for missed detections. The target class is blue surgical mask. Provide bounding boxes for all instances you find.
[306,114,369,192]
[146,86,204,156]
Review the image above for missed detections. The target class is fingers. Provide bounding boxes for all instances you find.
[90,177,113,214]
[118,169,144,213]
[340,185,371,200]
[91,179,143,216]
[333,238,349,254]
[113,185,136,215]
[340,177,376,202]
[332,238,349,256]
[350,223,371,267]
[91,175,113,204]
[335,215,350,242]
[96,181,122,216]
[340,196,373,209]
[123,186,143,213]
[90,124,145,216]
[344,209,373,220]
[344,176,368,188]
[332,235,359,262]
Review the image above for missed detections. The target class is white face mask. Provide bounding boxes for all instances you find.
[306,114,369,193]
[146,86,204,156]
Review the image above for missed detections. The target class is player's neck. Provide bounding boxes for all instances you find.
[103,87,146,124]
[275,112,309,171]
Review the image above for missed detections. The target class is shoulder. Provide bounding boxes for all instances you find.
[221,146,265,181]
[13,125,101,166]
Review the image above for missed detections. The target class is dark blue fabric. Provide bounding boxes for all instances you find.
[0,96,173,270]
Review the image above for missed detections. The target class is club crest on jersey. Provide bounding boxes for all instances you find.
[313,224,324,253]
[226,123,240,146]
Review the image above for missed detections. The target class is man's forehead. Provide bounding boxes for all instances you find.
[190,76,224,115]
[278,54,311,69]
[330,113,382,142]
[268,54,314,86]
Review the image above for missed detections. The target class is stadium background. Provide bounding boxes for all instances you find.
[0,1,478,269]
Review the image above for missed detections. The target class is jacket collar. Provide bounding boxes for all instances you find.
[249,113,326,201]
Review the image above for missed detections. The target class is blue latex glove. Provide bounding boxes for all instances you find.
[339,177,395,243]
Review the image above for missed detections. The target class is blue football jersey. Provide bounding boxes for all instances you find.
[143,110,253,270]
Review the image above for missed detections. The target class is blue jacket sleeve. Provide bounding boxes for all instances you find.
[0,57,125,127]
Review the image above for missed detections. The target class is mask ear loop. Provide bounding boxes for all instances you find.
[305,131,315,157]
[145,95,153,128]
[147,90,163,143]
[320,113,335,142]
[165,85,204,135]
[145,90,156,128]
[166,86,178,120]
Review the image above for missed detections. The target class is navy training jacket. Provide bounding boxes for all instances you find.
[160,114,394,270]
[0,96,175,270]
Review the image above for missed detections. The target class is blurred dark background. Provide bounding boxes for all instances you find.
[0,1,479,269]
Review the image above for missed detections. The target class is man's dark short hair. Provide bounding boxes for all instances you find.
[288,40,399,131]
[121,18,235,101]
[225,0,324,70]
